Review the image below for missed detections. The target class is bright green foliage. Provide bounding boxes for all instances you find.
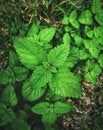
[27,23,39,36]
[95,10,103,25]
[0,85,18,107]
[84,26,94,38]
[54,101,75,114]
[91,0,102,14]
[0,103,16,126]
[63,33,71,44]
[69,10,80,29]
[93,26,103,38]
[30,66,52,88]
[22,80,45,101]
[65,47,79,68]
[84,39,100,58]
[84,60,101,84]
[78,10,93,25]
[1,1,103,129]
[47,44,69,68]
[98,54,103,68]
[49,68,82,98]
[31,101,75,125]
[14,37,46,69]
[38,27,56,42]
[71,33,83,47]
[61,16,69,25]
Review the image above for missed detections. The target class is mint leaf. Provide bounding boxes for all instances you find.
[65,47,79,68]
[71,33,83,47]
[94,26,103,38]
[84,60,101,84]
[14,37,46,69]
[13,66,28,82]
[54,102,75,114]
[98,54,103,68]
[30,66,52,88]
[78,10,93,25]
[22,80,45,101]
[0,103,16,126]
[0,85,18,107]
[63,33,71,45]
[31,102,50,115]
[39,27,56,42]
[61,16,69,25]
[27,23,39,36]
[84,39,100,58]
[49,68,82,98]
[84,26,94,38]
[95,10,103,25]
[69,10,80,29]
[47,44,69,68]
[91,0,102,14]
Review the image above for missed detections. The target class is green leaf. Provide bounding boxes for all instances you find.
[38,27,56,42]
[22,80,45,101]
[14,37,46,69]
[79,49,90,60]
[94,26,103,38]
[64,47,79,68]
[91,0,102,14]
[0,103,16,126]
[0,67,15,85]
[78,10,93,25]
[63,33,71,45]
[27,23,39,36]
[84,39,100,58]
[0,85,18,107]
[71,33,83,47]
[84,60,101,84]
[30,66,52,88]
[69,10,80,29]
[42,112,57,125]
[61,16,69,25]
[95,10,103,25]
[64,26,72,33]
[31,102,50,115]
[98,54,103,68]
[49,68,82,98]
[13,66,28,82]
[84,26,94,38]
[54,102,75,114]
[9,51,19,67]
[11,118,31,130]
[47,44,69,68]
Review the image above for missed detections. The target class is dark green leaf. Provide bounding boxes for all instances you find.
[0,103,16,126]
[1,85,18,107]
[13,66,28,82]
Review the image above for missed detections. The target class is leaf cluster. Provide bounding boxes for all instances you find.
[0,0,103,129]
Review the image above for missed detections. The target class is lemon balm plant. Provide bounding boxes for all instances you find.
[0,0,103,129]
